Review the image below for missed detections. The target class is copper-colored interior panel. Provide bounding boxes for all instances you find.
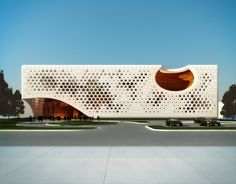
[25,98,86,118]
[155,69,194,91]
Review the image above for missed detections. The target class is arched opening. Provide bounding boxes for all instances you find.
[155,68,194,91]
[25,98,87,119]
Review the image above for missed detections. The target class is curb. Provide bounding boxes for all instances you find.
[145,126,236,132]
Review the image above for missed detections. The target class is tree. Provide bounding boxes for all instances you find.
[0,70,8,116]
[13,90,25,117]
[221,84,236,118]
[5,88,15,117]
[0,70,25,117]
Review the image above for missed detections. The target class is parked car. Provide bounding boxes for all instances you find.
[196,118,221,126]
[206,119,221,126]
[194,118,205,124]
[166,119,183,126]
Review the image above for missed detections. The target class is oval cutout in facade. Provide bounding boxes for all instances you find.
[155,68,194,91]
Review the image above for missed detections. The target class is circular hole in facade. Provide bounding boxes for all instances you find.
[155,68,194,91]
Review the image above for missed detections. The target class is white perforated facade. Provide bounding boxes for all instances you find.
[22,65,218,118]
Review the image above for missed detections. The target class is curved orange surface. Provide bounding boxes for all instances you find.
[155,68,194,91]
[25,98,87,118]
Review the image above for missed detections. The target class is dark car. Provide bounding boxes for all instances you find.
[199,119,221,126]
[207,119,221,126]
[166,119,183,126]
[194,118,205,124]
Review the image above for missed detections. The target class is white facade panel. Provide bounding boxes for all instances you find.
[22,65,218,118]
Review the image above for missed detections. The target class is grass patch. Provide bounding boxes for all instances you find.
[0,118,29,123]
[0,126,96,130]
[0,118,97,130]
[48,121,118,126]
[219,121,236,123]
[130,120,149,123]
[0,119,18,129]
[148,125,236,130]
[0,118,117,130]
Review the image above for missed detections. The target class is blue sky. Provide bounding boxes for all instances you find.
[0,0,235,100]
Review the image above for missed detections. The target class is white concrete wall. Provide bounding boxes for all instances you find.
[22,65,218,118]
[218,102,223,118]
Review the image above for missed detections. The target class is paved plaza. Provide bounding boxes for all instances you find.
[0,146,236,184]
[0,121,236,183]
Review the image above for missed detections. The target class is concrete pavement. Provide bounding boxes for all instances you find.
[1,121,236,183]
[0,121,236,146]
[0,146,236,184]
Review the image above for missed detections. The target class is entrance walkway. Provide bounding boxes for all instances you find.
[0,146,236,184]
